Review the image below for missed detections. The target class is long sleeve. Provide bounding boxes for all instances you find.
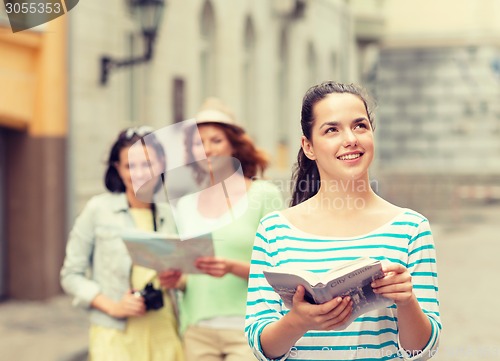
[400,217,441,360]
[60,197,101,308]
[245,213,289,361]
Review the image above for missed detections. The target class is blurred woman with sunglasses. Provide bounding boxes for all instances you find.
[61,127,184,361]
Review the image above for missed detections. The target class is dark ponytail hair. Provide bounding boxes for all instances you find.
[290,81,375,206]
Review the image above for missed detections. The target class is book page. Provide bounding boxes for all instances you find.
[263,271,318,308]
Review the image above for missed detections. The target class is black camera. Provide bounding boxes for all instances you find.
[136,283,164,311]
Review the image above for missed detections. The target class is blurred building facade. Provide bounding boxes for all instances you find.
[0,12,67,299]
[367,0,500,220]
[69,0,365,212]
[1,0,387,300]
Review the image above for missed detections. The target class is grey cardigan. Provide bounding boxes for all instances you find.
[60,192,177,330]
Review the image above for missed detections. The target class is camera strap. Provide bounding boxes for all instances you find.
[131,202,181,324]
[151,203,158,232]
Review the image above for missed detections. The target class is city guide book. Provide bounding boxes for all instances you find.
[263,257,393,328]
[121,230,214,274]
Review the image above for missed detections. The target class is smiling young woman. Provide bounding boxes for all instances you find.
[245,82,441,361]
[159,98,284,361]
[61,128,184,361]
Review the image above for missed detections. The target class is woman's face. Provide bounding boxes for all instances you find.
[115,144,164,196]
[191,124,235,176]
[302,92,374,182]
[192,124,234,159]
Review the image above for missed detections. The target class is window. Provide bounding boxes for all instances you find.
[277,27,289,144]
[276,26,290,168]
[200,0,216,102]
[307,41,318,87]
[330,51,338,80]
[172,77,186,124]
[242,16,256,130]
[128,32,140,123]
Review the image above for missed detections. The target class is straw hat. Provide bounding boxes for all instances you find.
[194,97,245,133]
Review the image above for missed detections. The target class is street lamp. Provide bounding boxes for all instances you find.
[100,0,166,85]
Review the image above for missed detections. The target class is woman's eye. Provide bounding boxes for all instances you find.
[325,127,337,134]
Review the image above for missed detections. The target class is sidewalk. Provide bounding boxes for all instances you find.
[429,202,500,361]
[0,294,88,361]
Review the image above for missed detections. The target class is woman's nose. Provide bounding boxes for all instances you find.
[342,130,358,147]
[203,142,213,157]
[133,164,152,179]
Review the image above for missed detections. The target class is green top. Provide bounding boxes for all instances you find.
[177,180,283,333]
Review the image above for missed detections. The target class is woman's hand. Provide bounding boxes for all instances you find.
[371,263,414,306]
[259,285,353,359]
[195,256,233,277]
[288,285,353,332]
[109,290,146,318]
[158,269,183,289]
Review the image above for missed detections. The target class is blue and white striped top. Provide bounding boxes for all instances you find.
[245,209,441,361]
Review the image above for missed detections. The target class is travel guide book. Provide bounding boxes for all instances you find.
[263,257,393,327]
[121,230,214,274]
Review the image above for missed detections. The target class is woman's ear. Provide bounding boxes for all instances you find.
[301,136,316,160]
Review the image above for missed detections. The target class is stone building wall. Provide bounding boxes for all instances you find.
[369,45,500,220]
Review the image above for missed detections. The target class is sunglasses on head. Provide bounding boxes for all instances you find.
[121,126,155,140]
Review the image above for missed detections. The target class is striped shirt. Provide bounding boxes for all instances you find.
[245,209,441,361]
